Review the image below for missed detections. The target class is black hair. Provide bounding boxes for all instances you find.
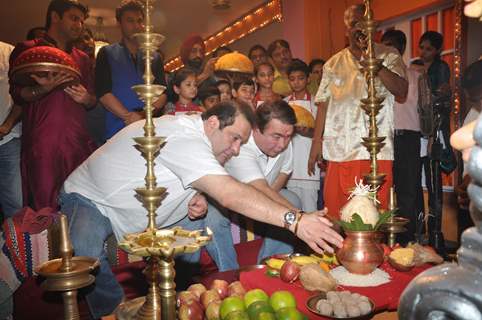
[248,44,267,59]
[216,79,231,89]
[232,78,255,91]
[256,100,297,133]
[381,29,407,55]
[308,59,325,73]
[201,100,256,130]
[267,39,290,58]
[172,67,197,88]
[213,46,232,58]
[45,0,89,30]
[419,31,444,60]
[26,27,46,40]
[198,86,220,103]
[254,62,275,76]
[287,60,310,77]
[462,60,482,90]
[116,0,144,22]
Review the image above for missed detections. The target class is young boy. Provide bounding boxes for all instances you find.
[198,86,220,111]
[232,78,255,110]
[284,60,321,212]
[307,58,325,96]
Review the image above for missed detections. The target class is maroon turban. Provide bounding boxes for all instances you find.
[180,35,205,64]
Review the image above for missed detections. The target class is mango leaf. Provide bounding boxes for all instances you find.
[374,210,394,231]
[336,213,374,231]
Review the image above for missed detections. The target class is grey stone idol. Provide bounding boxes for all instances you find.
[398,118,482,319]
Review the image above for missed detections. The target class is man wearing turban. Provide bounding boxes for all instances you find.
[179,34,217,91]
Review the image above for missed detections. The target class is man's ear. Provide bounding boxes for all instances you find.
[231,88,237,98]
[51,11,61,25]
[206,115,220,131]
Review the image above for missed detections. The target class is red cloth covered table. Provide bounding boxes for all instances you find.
[200,262,432,319]
[238,262,431,319]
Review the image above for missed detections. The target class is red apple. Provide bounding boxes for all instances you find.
[228,281,246,297]
[177,290,198,307]
[280,260,300,283]
[201,289,221,309]
[187,283,207,299]
[210,279,229,299]
[205,300,222,320]
[178,300,203,320]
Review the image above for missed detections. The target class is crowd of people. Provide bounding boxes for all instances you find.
[1,0,481,318]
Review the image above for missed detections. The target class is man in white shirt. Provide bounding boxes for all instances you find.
[0,41,22,219]
[60,101,343,318]
[309,4,408,219]
[204,100,303,271]
[381,30,424,244]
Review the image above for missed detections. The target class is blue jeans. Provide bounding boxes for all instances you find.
[204,189,300,271]
[59,192,205,319]
[0,138,22,218]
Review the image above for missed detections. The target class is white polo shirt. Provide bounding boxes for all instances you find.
[224,134,293,185]
[63,115,228,241]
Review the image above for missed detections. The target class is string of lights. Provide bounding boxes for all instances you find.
[164,0,282,72]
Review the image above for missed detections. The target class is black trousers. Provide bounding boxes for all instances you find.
[393,130,424,244]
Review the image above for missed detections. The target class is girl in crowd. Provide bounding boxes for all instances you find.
[216,79,233,102]
[165,68,203,115]
[254,62,280,107]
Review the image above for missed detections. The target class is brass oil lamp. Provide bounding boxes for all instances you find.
[337,0,388,275]
[114,1,212,319]
[36,214,99,320]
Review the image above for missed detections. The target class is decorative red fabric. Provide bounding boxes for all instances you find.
[12,206,59,234]
[10,45,81,77]
[240,262,431,319]
[179,35,205,64]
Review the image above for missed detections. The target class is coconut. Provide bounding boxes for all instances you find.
[340,180,379,227]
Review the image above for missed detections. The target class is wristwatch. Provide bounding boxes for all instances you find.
[283,211,297,229]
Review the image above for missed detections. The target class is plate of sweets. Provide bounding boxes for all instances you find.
[306,290,375,319]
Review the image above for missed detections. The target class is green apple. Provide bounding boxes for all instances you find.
[220,296,245,319]
[269,291,296,312]
[224,310,249,320]
[275,307,304,320]
[246,300,274,319]
[244,289,269,308]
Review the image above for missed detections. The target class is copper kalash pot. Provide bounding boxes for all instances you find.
[336,231,384,275]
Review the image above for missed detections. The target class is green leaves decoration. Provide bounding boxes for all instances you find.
[337,211,393,232]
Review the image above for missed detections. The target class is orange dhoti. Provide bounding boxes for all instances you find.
[323,160,393,219]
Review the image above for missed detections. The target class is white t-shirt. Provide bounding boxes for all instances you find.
[64,115,228,240]
[224,133,293,185]
[0,41,21,146]
[284,95,320,189]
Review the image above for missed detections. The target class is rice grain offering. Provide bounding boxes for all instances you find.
[330,266,391,287]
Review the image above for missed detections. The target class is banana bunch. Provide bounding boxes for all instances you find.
[265,258,286,270]
[310,253,339,266]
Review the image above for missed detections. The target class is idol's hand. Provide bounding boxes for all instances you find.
[296,209,344,254]
[188,193,208,220]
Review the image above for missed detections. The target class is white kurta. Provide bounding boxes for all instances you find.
[315,44,406,162]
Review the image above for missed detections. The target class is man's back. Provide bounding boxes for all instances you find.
[64,115,227,240]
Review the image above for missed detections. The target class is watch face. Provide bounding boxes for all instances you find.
[284,211,296,225]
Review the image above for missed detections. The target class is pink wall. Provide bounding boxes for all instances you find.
[281,0,306,60]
